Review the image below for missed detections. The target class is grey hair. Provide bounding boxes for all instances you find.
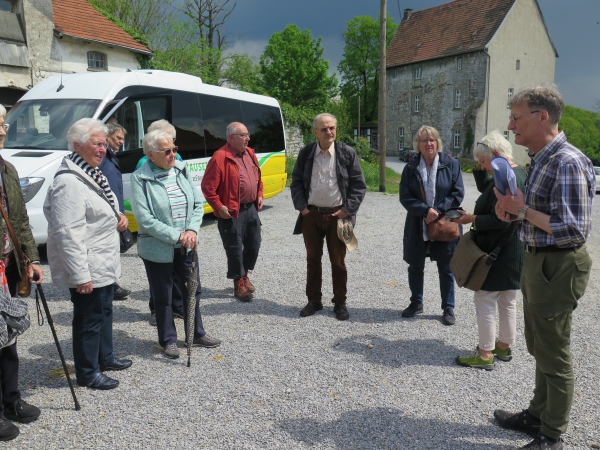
[147,119,176,139]
[106,122,127,136]
[413,125,443,153]
[313,113,337,130]
[67,118,108,151]
[0,104,6,118]
[474,130,513,160]
[226,122,245,138]
[142,130,173,155]
[508,84,564,126]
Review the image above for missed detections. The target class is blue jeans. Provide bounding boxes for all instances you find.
[70,284,115,383]
[408,258,455,310]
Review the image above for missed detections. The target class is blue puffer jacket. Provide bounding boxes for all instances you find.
[400,152,464,264]
[130,160,204,263]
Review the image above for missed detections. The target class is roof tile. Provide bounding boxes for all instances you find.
[53,0,151,54]
[387,0,515,67]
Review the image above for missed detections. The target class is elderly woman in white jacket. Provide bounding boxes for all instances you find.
[44,118,131,391]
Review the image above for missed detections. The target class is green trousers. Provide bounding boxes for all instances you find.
[521,245,592,439]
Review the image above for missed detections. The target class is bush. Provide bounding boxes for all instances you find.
[339,136,378,164]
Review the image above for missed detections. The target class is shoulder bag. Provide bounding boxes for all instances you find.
[450,222,518,291]
[419,185,460,242]
[54,170,134,253]
[0,203,32,297]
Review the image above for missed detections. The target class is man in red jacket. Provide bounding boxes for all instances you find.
[201,122,263,301]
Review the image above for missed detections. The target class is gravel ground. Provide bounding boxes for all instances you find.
[10,174,600,449]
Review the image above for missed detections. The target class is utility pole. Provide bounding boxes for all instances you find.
[357,95,360,142]
[378,0,387,192]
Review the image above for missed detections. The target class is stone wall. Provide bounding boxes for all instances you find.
[386,51,488,157]
[285,124,305,158]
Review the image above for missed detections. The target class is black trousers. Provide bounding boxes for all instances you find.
[142,250,206,347]
[0,263,21,416]
[217,203,261,280]
[149,269,184,315]
[70,284,115,383]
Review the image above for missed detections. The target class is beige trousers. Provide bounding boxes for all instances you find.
[473,289,517,351]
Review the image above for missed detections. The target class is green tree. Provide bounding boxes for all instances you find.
[338,15,397,124]
[559,104,600,164]
[260,24,338,110]
[222,53,264,94]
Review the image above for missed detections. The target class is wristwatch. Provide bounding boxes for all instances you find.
[518,205,530,220]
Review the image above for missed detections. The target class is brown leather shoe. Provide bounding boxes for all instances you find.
[333,303,350,320]
[300,302,323,317]
[244,273,255,293]
[234,278,253,301]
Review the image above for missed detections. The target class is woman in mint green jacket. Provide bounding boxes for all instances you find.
[131,130,221,360]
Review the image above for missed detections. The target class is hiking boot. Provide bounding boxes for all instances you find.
[520,434,563,449]
[234,278,253,301]
[300,302,323,317]
[456,349,495,371]
[114,285,131,300]
[492,343,513,362]
[442,307,456,325]
[244,272,255,293]
[149,313,157,327]
[186,334,221,348]
[401,301,423,318]
[333,303,350,321]
[2,399,40,424]
[164,343,180,359]
[0,416,19,441]
[494,409,542,436]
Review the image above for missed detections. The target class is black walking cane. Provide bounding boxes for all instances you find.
[184,248,199,368]
[33,273,81,411]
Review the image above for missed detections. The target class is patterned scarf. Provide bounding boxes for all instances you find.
[418,153,439,241]
[68,152,115,207]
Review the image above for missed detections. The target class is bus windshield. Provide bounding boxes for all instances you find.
[3,99,101,150]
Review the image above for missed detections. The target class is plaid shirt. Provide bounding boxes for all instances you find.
[230,147,259,204]
[520,131,594,247]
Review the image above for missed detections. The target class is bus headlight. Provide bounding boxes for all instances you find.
[19,177,45,203]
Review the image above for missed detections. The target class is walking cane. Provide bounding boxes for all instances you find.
[184,248,199,368]
[33,273,81,411]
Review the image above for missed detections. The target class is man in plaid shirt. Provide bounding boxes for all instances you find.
[493,86,594,450]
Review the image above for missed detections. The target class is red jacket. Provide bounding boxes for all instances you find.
[201,143,264,218]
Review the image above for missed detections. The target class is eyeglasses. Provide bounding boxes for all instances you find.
[232,133,250,139]
[419,139,436,144]
[1,123,9,132]
[91,141,108,149]
[153,146,178,156]
[318,126,336,133]
[508,110,540,122]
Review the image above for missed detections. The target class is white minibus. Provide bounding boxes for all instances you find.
[2,70,287,243]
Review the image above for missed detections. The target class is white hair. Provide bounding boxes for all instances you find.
[226,122,246,138]
[474,130,513,160]
[142,130,173,155]
[66,118,108,151]
[147,120,176,139]
[313,113,337,130]
[0,104,6,118]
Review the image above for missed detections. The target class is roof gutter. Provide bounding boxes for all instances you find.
[59,33,153,56]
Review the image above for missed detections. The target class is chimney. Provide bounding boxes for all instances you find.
[402,8,413,22]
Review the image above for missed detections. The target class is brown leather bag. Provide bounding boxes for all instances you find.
[0,203,31,297]
[419,184,460,242]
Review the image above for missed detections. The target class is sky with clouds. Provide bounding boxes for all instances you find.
[218,0,599,111]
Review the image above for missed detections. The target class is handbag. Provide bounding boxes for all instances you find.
[419,184,460,242]
[0,202,32,297]
[450,222,517,291]
[120,228,134,253]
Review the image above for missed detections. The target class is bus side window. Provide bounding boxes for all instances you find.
[240,101,286,153]
[172,91,206,159]
[198,94,243,157]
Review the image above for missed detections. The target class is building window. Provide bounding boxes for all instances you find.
[398,127,404,150]
[457,58,462,70]
[504,131,509,140]
[414,67,422,80]
[508,88,514,99]
[453,130,460,148]
[516,60,520,70]
[414,95,420,112]
[392,69,398,79]
[455,90,462,109]
[87,52,107,70]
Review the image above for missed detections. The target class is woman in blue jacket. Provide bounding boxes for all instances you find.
[400,126,464,325]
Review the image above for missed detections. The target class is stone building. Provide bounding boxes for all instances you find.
[385,0,557,166]
[0,0,151,109]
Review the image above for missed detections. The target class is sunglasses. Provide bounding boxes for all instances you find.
[153,146,178,156]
